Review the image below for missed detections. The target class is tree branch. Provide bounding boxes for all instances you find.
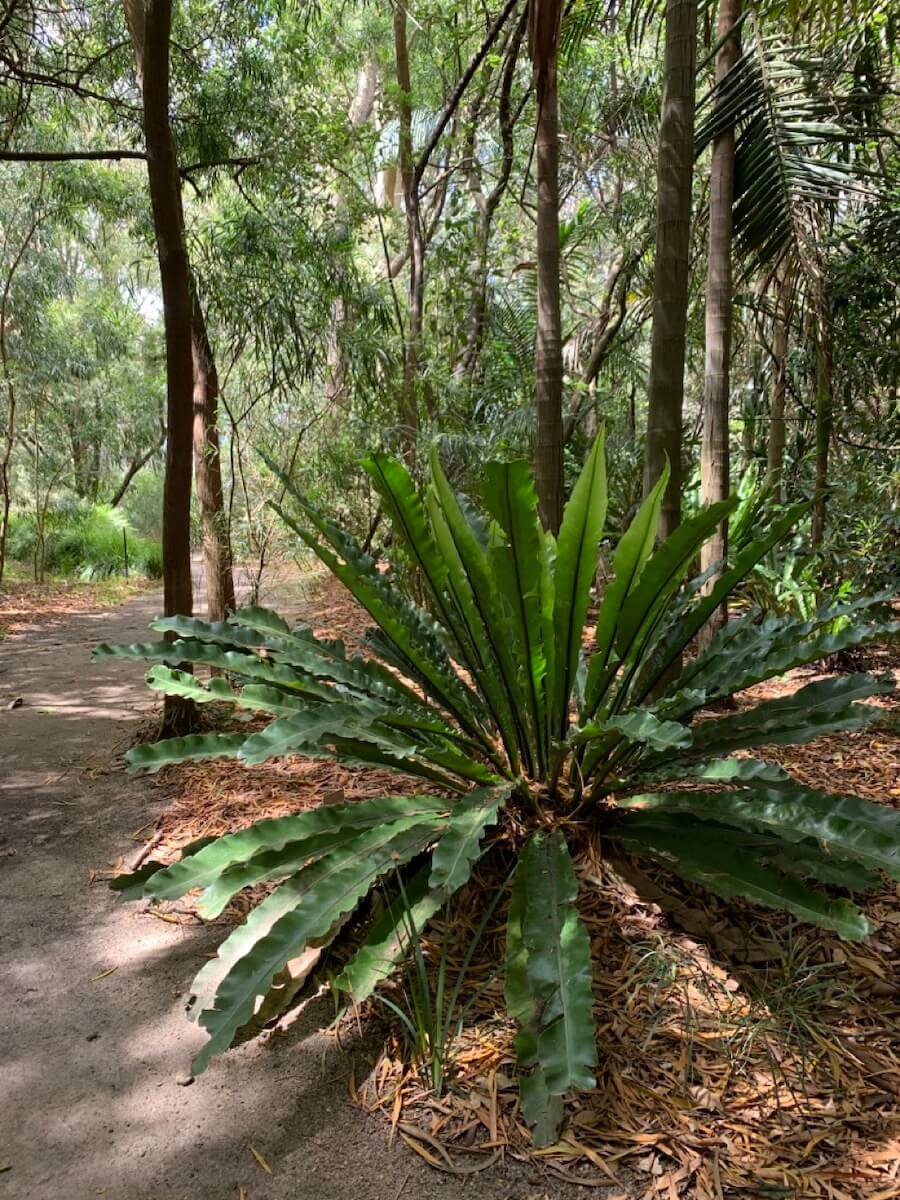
[0,148,146,163]
[413,0,521,187]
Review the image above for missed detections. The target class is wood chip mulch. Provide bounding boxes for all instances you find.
[129,574,900,1198]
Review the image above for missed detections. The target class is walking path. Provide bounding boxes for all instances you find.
[0,587,554,1200]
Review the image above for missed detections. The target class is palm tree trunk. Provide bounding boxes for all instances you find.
[125,0,195,735]
[643,0,698,540]
[530,0,564,533]
[811,296,833,546]
[766,262,793,504]
[698,0,740,648]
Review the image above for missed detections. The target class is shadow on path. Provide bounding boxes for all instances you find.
[0,585,575,1200]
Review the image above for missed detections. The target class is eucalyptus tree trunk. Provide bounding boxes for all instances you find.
[125,0,195,734]
[530,0,564,533]
[394,2,421,466]
[698,0,741,649]
[326,59,378,411]
[192,311,235,621]
[127,0,234,632]
[643,0,698,540]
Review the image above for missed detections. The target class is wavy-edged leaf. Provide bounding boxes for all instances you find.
[679,673,894,762]
[268,489,489,742]
[427,444,528,771]
[483,459,551,771]
[610,497,738,694]
[552,429,607,736]
[197,809,440,920]
[584,462,668,715]
[505,856,564,1147]
[230,605,291,636]
[190,820,444,1073]
[637,502,810,701]
[335,867,444,1003]
[620,780,900,880]
[519,830,597,1094]
[145,666,236,704]
[127,732,245,774]
[428,784,511,895]
[112,795,450,904]
[573,708,692,755]
[675,611,900,711]
[615,814,871,940]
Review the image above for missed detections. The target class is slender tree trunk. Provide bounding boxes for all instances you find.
[698,0,740,648]
[643,0,698,540]
[766,262,793,504]
[326,58,378,411]
[456,12,526,381]
[811,296,833,546]
[192,308,235,621]
[0,202,43,586]
[126,0,195,734]
[0,292,17,588]
[530,0,564,533]
[394,3,421,466]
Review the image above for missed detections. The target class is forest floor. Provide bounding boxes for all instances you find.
[2,571,899,1199]
[0,568,581,1200]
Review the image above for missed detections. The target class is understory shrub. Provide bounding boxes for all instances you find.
[8,503,162,579]
[97,433,899,1145]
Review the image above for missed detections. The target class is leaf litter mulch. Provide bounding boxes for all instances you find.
[114,575,900,1200]
[0,574,147,640]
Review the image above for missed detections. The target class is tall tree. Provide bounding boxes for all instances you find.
[811,286,833,545]
[698,0,741,645]
[643,0,698,539]
[124,0,195,734]
[192,306,235,620]
[394,2,421,465]
[765,260,793,503]
[530,0,564,532]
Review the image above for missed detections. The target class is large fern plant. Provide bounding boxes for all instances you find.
[97,435,899,1145]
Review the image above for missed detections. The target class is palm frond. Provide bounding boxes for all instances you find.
[695,28,877,279]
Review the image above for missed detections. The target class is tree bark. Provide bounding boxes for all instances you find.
[765,262,793,504]
[394,3,421,466]
[192,306,235,621]
[698,0,740,649]
[126,0,195,734]
[0,197,43,586]
[530,0,564,533]
[325,58,379,412]
[811,296,833,546]
[643,0,698,541]
[456,10,527,380]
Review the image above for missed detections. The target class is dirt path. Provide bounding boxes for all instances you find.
[0,589,556,1200]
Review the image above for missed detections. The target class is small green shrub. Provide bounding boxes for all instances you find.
[96,434,899,1146]
[7,503,162,580]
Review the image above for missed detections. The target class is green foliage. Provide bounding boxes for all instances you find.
[367,871,508,1096]
[98,437,899,1142]
[7,503,162,579]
